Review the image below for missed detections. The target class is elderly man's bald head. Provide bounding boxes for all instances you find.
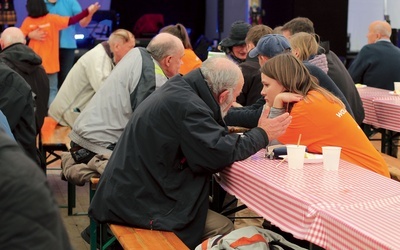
[367,20,392,44]
[146,32,184,78]
[0,27,26,50]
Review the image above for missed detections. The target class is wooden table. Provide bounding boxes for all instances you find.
[218,150,400,250]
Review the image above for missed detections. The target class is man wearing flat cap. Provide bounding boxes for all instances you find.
[219,20,251,64]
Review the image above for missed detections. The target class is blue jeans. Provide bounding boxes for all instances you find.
[48,73,58,107]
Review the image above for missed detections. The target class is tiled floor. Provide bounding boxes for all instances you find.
[47,163,91,250]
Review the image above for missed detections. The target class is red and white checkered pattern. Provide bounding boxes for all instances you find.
[357,87,400,132]
[218,150,400,250]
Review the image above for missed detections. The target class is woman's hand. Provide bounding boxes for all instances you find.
[88,2,101,15]
[273,92,303,109]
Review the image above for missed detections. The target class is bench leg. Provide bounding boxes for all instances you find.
[67,181,76,215]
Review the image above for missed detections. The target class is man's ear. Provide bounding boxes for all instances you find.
[218,89,230,105]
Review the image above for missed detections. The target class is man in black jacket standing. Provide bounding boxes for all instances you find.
[89,57,292,249]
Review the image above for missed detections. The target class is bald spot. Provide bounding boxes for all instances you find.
[1,27,26,49]
[370,20,392,38]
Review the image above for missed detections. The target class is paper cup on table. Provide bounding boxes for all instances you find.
[394,82,400,94]
[286,144,306,169]
[322,146,342,171]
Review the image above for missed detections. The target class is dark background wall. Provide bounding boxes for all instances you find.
[262,0,349,57]
[110,0,206,46]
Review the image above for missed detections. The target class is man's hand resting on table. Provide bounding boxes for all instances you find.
[257,105,291,141]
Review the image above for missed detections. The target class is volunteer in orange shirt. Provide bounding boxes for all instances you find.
[20,0,100,106]
[262,53,389,177]
[159,23,202,75]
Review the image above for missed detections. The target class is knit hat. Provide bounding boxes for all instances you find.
[249,34,291,58]
[219,21,251,48]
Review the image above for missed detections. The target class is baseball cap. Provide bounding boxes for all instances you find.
[249,34,291,58]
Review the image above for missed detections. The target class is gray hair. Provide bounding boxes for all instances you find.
[146,33,182,62]
[200,57,242,95]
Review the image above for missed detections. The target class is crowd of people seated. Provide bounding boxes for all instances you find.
[1,10,398,249]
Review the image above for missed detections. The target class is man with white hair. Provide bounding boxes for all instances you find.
[89,56,292,249]
[349,20,400,90]
[48,29,135,127]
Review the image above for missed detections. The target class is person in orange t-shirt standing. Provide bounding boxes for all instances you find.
[159,23,202,75]
[20,0,100,107]
[262,53,389,177]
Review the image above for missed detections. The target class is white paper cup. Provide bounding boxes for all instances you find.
[394,82,400,94]
[286,145,306,169]
[322,146,342,171]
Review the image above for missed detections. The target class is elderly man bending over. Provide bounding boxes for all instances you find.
[49,29,135,127]
[89,57,292,249]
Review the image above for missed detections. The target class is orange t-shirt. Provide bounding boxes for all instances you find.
[179,48,202,75]
[278,91,390,177]
[20,14,69,74]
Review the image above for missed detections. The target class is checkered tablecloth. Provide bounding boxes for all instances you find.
[357,87,400,132]
[218,149,400,250]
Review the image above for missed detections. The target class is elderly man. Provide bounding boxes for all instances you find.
[89,57,292,249]
[49,29,135,127]
[61,33,184,185]
[0,27,49,134]
[348,20,400,90]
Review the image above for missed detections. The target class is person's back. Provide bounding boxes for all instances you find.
[48,29,135,127]
[68,33,184,156]
[89,57,292,249]
[348,20,400,90]
[0,129,73,249]
[0,27,49,134]
[0,62,37,164]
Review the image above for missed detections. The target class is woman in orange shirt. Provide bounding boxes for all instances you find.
[159,23,202,75]
[20,0,100,106]
[262,53,389,177]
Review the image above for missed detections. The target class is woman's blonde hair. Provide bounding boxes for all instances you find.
[289,32,319,61]
[261,53,344,107]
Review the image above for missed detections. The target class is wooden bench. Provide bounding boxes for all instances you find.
[39,117,80,215]
[89,178,188,250]
[380,152,400,182]
[108,224,189,250]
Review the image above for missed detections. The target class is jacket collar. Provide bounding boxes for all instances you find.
[182,69,225,127]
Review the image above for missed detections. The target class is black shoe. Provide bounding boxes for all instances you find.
[80,224,121,249]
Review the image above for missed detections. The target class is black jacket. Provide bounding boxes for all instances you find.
[325,50,364,125]
[0,43,49,134]
[0,130,72,250]
[0,62,37,163]
[89,69,269,249]
[237,56,262,106]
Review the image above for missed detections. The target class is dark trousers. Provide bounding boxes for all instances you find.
[58,48,75,88]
